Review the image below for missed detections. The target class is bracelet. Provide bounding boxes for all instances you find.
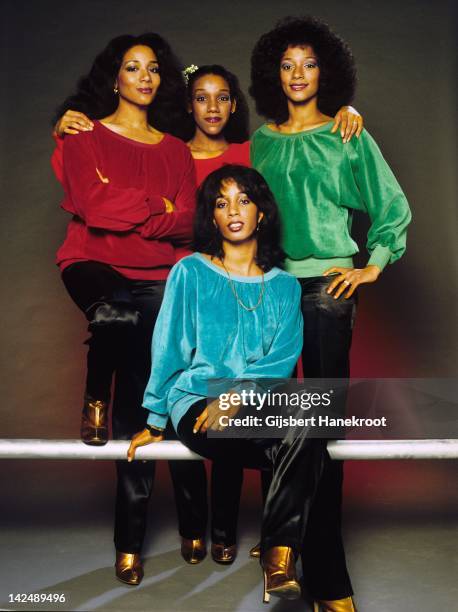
[146,424,165,435]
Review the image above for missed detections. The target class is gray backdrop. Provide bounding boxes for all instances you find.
[1,0,456,514]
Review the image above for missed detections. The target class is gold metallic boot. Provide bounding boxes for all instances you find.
[115,551,143,586]
[181,538,207,564]
[313,597,357,611]
[249,542,261,558]
[261,546,301,603]
[211,543,237,564]
[81,396,108,446]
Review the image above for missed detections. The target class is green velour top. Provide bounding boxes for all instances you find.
[250,122,412,277]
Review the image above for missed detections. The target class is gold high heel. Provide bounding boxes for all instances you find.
[249,542,261,558]
[261,546,301,603]
[115,551,143,586]
[313,597,357,611]
[181,538,207,564]
[81,395,108,446]
[211,543,237,564]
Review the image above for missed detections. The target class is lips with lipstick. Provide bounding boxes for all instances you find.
[137,88,153,94]
[227,222,244,232]
[205,117,222,124]
[290,84,308,91]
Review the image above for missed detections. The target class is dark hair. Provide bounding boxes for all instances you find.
[193,165,285,271]
[52,33,188,139]
[182,65,250,142]
[249,16,356,122]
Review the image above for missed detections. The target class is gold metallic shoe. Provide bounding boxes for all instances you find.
[81,396,108,446]
[115,551,143,586]
[181,538,207,564]
[249,542,261,558]
[211,543,237,564]
[261,546,301,603]
[313,597,357,611]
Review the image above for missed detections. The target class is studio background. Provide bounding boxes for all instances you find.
[1,0,457,610]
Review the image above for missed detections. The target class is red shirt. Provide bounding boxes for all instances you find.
[52,134,250,275]
[55,121,196,280]
[193,142,251,185]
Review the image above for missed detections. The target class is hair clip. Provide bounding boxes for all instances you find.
[183,64,199,84]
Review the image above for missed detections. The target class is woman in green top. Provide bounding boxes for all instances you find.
[250,16,411,612]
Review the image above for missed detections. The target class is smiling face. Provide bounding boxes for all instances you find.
[115,45,161,107]
[190,73,236,137]
[213,179,263,243]
[279,45,320,104]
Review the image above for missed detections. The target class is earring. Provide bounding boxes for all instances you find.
[114,86,119,94]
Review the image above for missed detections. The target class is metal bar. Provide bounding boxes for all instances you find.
[0,439,457,460]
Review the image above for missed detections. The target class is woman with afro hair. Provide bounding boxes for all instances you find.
[250,16,411,612]
[51,54,365,568]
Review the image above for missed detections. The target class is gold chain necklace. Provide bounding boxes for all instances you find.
[220,259,265,312]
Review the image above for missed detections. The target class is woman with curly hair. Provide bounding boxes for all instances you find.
[51,58,364,567]
[128,164,326,605]
[250,16,411,611]
[53,32,205,585]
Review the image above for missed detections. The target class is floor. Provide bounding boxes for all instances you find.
[1,460,457,612]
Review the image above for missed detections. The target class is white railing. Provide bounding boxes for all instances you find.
[0,439,457,460]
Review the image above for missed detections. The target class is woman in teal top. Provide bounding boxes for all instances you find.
[128,164,328,604]
[250,16,411,612]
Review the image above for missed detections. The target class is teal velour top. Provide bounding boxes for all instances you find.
[250,123,412,277]
[143,253,303,431]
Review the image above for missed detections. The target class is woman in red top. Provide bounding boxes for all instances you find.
[53,59,363,569]
[53,32,204,586]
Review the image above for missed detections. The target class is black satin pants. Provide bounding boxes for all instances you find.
[298,275,356,600]
[178,400,327,555]
[61,261,243,551]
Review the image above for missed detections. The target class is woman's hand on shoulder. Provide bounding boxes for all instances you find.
[54,110,94,137]
[127,427,164,462]
[331,106,363,144]
[323,265,381,299]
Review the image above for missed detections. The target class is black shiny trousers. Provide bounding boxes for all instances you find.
[298,275,356,601]
[178,400,328,554]
[62,261,244,551]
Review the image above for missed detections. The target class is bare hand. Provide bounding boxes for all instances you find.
[331,106,364,143]
[323,265,381,299]
[193,395,241,434]
[127,428,164,462]
[163,197,175,213]
[54,110,93,137]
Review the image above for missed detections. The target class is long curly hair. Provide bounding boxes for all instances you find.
[52,33,188,139]
[249,16,356,122]
[193,165,285,272]
[181,65,250,143]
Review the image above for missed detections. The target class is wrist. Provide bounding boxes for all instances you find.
[146,424,165,436]
[365,264,381,279]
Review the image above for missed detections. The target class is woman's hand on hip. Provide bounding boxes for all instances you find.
[331,106,363,143]
[323,265,381,299]
[127,428,164,462]
[54,110,94,137]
